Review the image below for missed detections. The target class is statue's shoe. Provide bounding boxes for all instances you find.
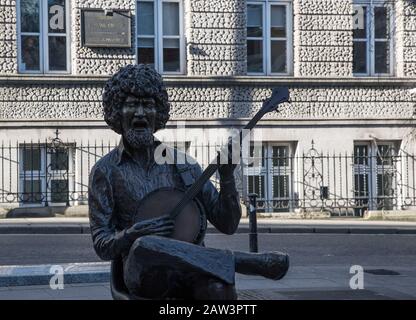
[257,252,289,280]
[235,251,289,280]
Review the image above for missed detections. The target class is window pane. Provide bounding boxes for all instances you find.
[273,175,289,198]
[374,6,388,39]
[353,5,367,39]
[377,174,393,197]
[247,4,262,37]
[354,145,368,165]
[21,35,40,71]
[50,148,68,170]
[247,40,263,73]
[272,146,289,167]
[23,147,41,171]
[270,5,286,37]
[271,40,287,73]
[48,0,66,33]
[51,179,68,203]
[354,174,369,197]
[48,36,67,71]
[248,175,265,198]
[163,2,179,36]
[21,0,40,33]
[137,1,154,35]
[23,179,42,203]
[375,41,390,74]
[138,38,155,65]
[163,38,180,72]
[353,41,367,73]
[377,145,394,165]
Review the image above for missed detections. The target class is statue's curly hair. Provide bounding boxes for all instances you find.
[102,64,170,134]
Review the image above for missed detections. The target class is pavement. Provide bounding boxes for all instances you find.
[1,217,416,234]
[0,263,415,300]
[0,217,415,299]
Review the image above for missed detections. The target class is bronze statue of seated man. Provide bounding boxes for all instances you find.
[88,64,289,300]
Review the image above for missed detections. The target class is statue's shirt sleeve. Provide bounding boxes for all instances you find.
[88,165,131,260]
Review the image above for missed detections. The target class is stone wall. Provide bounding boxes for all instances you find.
[397,0,416,77]
[72,0,136,75]
[0,80,414,121]
[0,0,17,74]
[293,0,353,77]
[186,0,247,76]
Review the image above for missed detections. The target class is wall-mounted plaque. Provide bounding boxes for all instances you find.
[81,9,131,48]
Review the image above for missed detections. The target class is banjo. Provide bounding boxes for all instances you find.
[133,87,290,244]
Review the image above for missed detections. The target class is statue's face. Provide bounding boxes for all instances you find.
[121,94,157,148]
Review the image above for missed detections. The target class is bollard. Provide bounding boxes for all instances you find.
[247,193,258,253]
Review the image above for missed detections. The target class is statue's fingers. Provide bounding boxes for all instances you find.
[158,214,174,222]
[154,231,173,237]
[150,224,174,233]
[153,228,174,236]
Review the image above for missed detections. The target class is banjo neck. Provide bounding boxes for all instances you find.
[170,88,290,219]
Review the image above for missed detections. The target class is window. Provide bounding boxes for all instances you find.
[353,142,399,216]
[136,0,184,74]
[245,143,294,212]
[17,0,70,73]
[19,144,74,206]
[353,1,394,76]
[247,0,292,75]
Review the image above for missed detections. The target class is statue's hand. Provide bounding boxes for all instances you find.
[217,136,238,178]
[125,214,175,241]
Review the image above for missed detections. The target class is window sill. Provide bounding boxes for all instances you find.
[0,74,414,87]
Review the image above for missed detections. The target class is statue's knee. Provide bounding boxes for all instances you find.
[131,235,163,251]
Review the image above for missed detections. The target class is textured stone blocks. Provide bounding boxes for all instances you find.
[75,0,134,10]
[188,60,246,76]
[188,44,245,61]
[0,82,415,121]
[403,1,416,16]
[189,29,246,45]
[404,47,416,61]
[295,15,352,31]
[297,31,351,46]
[190,0,246,13]
[402,31,416,46]
[294,0,352,15]
[190,12,246,29]
[72,1,135,75]
[298,46,352,62]
[0,5,16,23]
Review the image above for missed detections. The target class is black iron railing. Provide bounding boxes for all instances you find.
[1,139,415,217]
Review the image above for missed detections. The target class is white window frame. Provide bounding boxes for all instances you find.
[19,144,46,207]
[16,0,71,74]
[136,0,185,74]
[353,141,399,212]
[353,0,395,76]
[19,144,75,207]
[245,142,295,213]
[247,0,293,76]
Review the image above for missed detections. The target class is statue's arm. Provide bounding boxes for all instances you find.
[88,166,132,260]
[197,166,241,235]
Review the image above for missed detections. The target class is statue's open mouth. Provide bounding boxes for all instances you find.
[132,119,148,131]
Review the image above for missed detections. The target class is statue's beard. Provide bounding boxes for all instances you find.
[124,128,154,149]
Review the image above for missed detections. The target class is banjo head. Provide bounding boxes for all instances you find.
[132,188,206,244]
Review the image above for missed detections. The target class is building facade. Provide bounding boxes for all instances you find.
[0,0,416,217]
